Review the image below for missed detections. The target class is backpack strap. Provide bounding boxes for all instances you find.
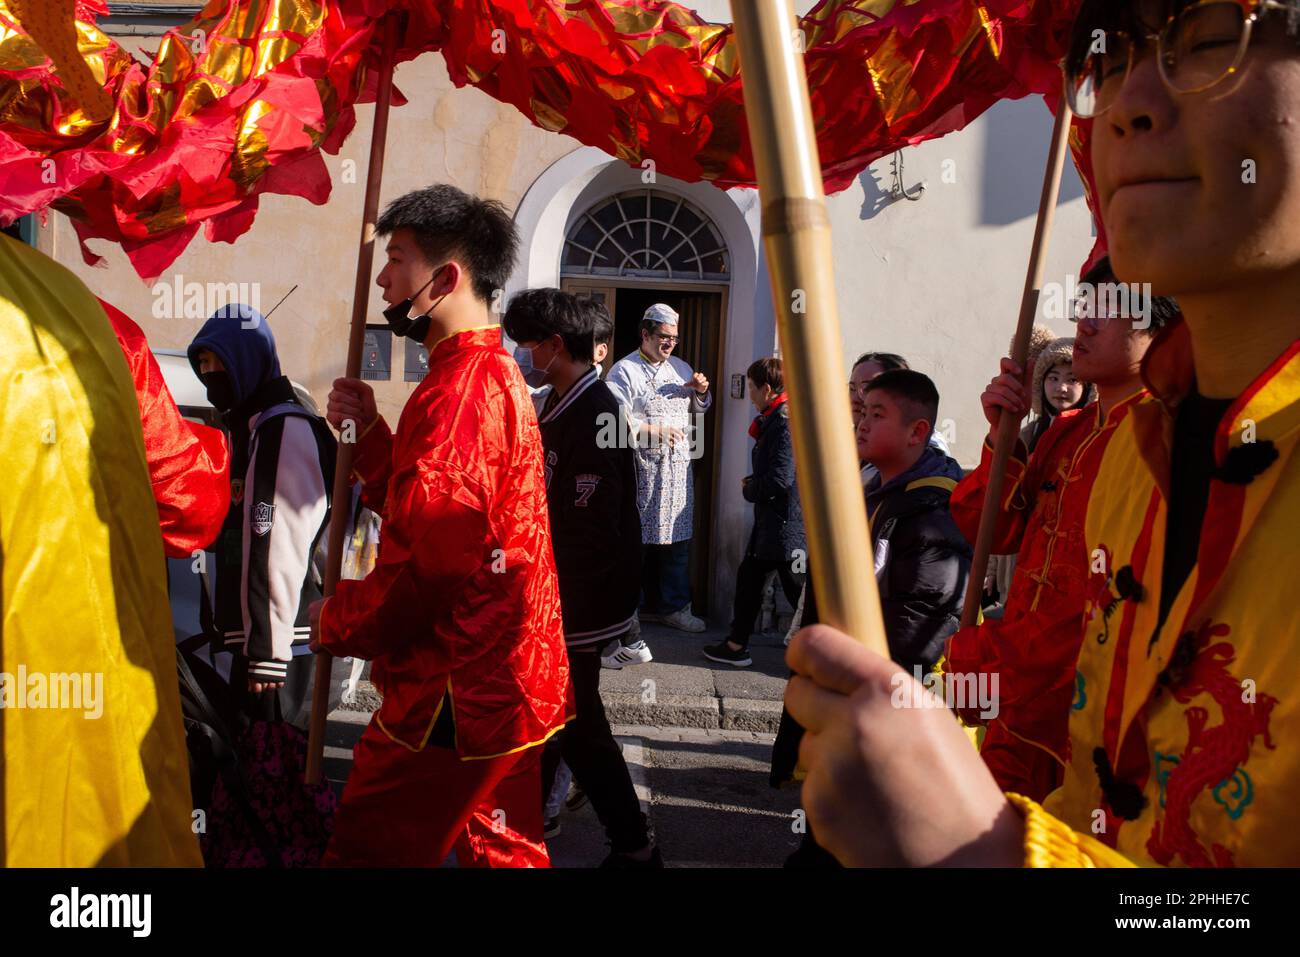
[873,517,896,603]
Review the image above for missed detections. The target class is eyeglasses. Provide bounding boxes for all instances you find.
[1070,309,1121,330]
[1070,282,1156,328]
[655,334,679,344]
[1064,0,1287,119]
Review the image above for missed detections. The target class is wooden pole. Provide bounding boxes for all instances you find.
[729,0,887,657]
[958,97,1074,629]
[305,15,400,786]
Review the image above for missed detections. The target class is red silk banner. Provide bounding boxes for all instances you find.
[0,1,1082,279]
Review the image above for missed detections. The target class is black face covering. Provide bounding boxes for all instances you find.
[382,265,448,343]
[199,370,236,412]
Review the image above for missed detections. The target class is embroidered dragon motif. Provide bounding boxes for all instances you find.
[1146,620,1277,867]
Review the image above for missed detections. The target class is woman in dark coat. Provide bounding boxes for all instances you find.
[703,358,804,668]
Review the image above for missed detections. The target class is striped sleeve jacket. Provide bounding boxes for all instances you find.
[237,405,333,682]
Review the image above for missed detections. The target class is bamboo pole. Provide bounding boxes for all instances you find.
[729,0,887,657]
[305,15,401,786]
[958,97,1074,629]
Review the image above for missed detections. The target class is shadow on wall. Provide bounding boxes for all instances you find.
[854,100,1087,227]
[979,98,1086,226]
[858,164,895,221]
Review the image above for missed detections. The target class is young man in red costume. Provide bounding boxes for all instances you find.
[310,185,569,867]
[947,258,1178,802]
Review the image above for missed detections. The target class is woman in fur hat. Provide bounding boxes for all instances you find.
[1020,336,1095,453]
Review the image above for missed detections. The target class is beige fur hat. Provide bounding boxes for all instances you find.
[1009,324,1058,376]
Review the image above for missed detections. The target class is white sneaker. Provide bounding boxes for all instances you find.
[661,606,706,633]
[601,640,654,670]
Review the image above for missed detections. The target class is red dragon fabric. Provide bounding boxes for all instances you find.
[100,296,230,558]
[0,1,1084,279]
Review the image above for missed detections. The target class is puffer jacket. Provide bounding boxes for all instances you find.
[863,446,972,673]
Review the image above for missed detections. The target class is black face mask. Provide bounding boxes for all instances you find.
[383,265,448,343]
[199,370,236,412]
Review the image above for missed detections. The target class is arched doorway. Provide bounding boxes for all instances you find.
[560,188,731,617]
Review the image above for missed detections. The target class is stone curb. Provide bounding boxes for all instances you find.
[338,674,786,734]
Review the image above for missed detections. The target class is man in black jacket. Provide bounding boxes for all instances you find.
[504,288,660,868]
[705,357,804,667]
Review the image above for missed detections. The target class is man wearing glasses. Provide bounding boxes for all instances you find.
[784,0,1300,867]
[607,303,713,635]
[947,257,1178,804]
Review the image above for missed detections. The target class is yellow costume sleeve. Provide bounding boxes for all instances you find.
[1,235,201,866]
[1006,793,1136,868]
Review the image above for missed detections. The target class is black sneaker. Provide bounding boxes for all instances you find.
[600,846,664,868]
[702,642,752,667]
[544,817,561,839]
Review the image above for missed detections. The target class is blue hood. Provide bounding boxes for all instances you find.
[187,303,280,408]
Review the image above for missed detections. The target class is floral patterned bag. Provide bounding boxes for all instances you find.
[202,718,338,868]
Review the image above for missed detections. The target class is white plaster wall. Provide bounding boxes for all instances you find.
[819,97,1092,469]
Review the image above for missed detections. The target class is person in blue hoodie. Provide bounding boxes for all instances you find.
[188,304,336,727]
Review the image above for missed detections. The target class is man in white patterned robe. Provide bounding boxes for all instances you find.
[606,304,712,632]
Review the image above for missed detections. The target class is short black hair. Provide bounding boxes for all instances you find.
[852,351,909,373]
[578,297,615,348]
[747,357,784,393]
[864,368,939,432]
[1147,293,1179,330]
[503,288,593,363]
[1080,254,1180,332]
[1081,255,1115,289]
[376,184,519,304]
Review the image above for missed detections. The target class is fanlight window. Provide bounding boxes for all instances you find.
[562,190,729,282]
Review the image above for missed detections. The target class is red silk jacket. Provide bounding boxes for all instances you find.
[319,326,569,758]
[101,298,229,558]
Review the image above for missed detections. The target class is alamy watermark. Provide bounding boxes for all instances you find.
[890,666,999,721]
[1041,275,1155,329]
[151,274,263,323]
[596,405,707,460]
[50,887,150,937]
[0,666,103,719]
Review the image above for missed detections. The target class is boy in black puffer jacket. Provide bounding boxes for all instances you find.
[857,369,971,672]
[773,369,970,866]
